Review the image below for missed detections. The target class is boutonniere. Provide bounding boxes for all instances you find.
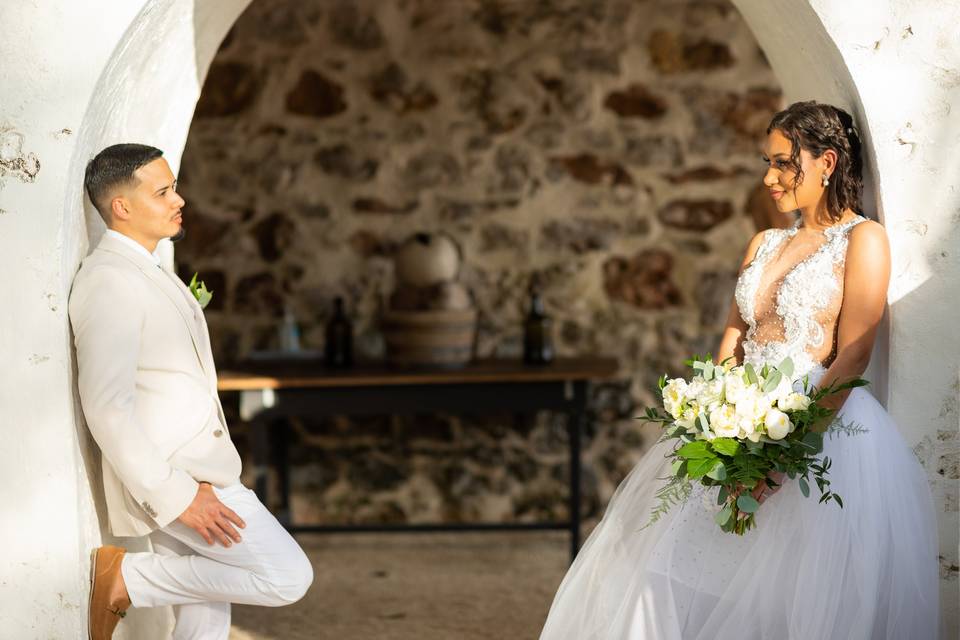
[188,272,213,309]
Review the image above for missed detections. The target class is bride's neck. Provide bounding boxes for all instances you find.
[797,201,854,232]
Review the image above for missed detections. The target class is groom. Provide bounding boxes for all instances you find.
[70,143,313,640]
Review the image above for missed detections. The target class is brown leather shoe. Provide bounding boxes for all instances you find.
[88,545,131,640]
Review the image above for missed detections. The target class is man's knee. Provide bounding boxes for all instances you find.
[269,550,314,606]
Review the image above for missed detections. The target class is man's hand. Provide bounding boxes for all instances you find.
[177,482,246,547]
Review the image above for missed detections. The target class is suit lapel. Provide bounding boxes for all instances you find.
[96,235,210,379]
[158,268,226,428]
[162,270,221,389]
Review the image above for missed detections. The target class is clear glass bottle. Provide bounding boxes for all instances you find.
[279,306,301,352]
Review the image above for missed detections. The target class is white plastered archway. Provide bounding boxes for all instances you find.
[1,1,250,637]
[734,3,959,634]
[0,0,955,637]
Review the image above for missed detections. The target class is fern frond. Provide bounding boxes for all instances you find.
[640,475,693,531]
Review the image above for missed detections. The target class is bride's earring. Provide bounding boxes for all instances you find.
[821,173,830,187]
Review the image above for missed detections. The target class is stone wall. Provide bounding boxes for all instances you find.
[175,0,781,527]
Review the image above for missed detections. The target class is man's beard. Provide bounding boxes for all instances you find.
[170,226,186,243]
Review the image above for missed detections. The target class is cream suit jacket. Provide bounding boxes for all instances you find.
[69,232,242,537]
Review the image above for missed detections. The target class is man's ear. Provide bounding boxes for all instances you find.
[110,195,130,223]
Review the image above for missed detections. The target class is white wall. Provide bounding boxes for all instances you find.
[734,0,960,635]
[0,1,249,637]
[1,0,955,637]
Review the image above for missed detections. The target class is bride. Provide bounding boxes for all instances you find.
[539,101,940,639]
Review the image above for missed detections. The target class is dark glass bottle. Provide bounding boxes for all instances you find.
[324,297,353,368]
[523,279,554,365]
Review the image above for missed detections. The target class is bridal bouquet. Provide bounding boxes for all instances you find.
[641,356,867,535]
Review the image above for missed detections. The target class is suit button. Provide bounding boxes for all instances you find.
[213,429,223,437]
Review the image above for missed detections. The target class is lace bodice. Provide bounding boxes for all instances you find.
[734,214,868,382]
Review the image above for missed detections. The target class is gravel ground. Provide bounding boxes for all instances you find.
[228,531,569,640]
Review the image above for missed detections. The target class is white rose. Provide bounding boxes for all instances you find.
[709,404,739,438]
[723,370,749,405]
[777,392,811,413]
[686,376,706,402]
[764,408,792,440]
[697,377,726,411]
[661,378,688,419]
[762,374,795,406]
[735,390,767,428]
[676,402,703,431]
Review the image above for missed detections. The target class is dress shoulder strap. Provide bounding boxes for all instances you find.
[825,214,868,239]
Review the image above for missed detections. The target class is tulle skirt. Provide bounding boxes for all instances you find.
[540,384,940,640]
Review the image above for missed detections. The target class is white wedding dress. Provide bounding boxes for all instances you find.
[540,214,940,639]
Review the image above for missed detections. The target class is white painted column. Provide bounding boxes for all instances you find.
[0,1,249,636]
[734,1,960,635]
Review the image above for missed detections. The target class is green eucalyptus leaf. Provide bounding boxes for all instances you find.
[715,504,733,527]
[744,363,759,386]
[778,357,794,379]
[736,494,760,514]
[697,413,710,434]
[763,370,782,393]
[717,486,729,505]
[798,476,810,497]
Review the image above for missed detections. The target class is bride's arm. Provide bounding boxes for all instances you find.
[716,230,768,364]
[812,220,891,428]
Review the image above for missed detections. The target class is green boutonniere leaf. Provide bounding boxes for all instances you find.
[188,272,213,310]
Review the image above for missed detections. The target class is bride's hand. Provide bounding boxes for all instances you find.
[752,471,786,505]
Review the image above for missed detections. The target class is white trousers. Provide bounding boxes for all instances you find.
[121,482,313,640]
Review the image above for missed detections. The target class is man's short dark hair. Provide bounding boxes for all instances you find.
[84,143,163,220]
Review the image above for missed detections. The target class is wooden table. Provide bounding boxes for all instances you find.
[218,357,619,561]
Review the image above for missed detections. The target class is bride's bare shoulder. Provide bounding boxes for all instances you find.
[848,218,889,255]
[845,218,890,280]
[739,229,770,271]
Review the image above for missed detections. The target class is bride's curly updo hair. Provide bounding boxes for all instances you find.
[767,101,864,221]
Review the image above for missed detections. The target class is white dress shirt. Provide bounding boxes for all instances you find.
[105,229,161,266]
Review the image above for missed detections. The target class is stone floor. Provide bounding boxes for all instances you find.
[228,531,569,640]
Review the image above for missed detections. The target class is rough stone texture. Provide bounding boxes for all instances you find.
[657,199,734,231]
[177,0,781,530]
[602,249,684,309]
[550,153,633,186]
[648,29,736,74]
[603,84,669,119]
[285,70,347,118]
[194,62,261,118]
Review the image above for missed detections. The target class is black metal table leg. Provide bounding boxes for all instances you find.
[567,407,583,562]
[251,416,270,506]
[270,419,292,526]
